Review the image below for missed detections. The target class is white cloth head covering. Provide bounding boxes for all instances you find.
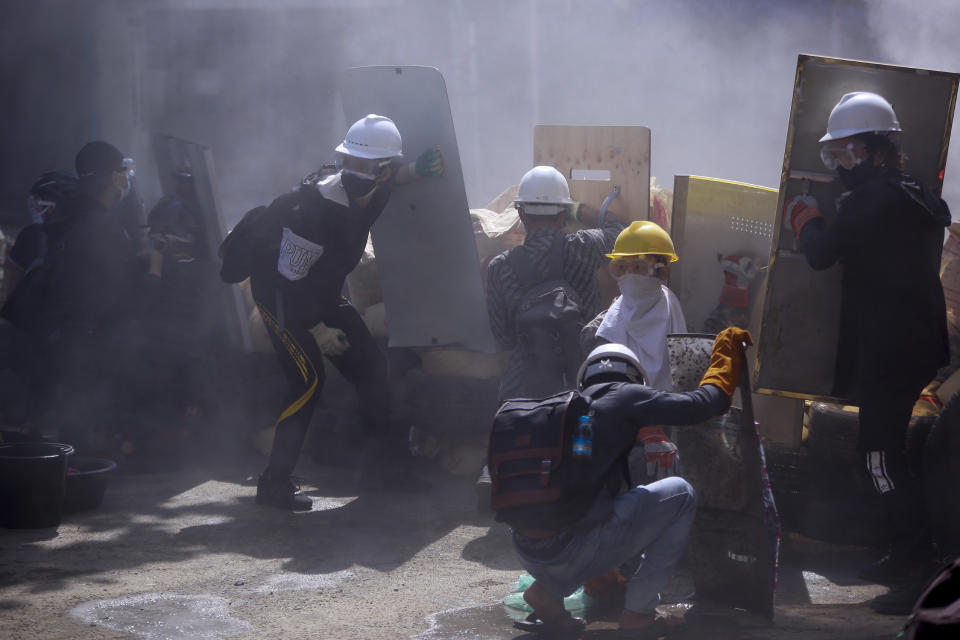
[596,275,686,391]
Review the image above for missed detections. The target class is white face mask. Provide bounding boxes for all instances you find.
[616,273,661,300]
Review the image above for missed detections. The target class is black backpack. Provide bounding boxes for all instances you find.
[905,558,960,639]
[507,237,584,398]
[218,204,271,284]
[488,384,627,531]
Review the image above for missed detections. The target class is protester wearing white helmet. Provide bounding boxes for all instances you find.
[486,165,627,401]
[477,165,628,511]
[219,114,444,510]
[784,91,951,614]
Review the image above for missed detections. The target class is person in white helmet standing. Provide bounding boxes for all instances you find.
[784,92,951,613]
[219,114,443,509]
[486,166,627,401]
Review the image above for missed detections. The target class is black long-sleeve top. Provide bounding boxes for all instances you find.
[798,168,950,396]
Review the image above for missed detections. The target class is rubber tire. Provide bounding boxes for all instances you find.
[801,403,885,547]
[922,390,960,557]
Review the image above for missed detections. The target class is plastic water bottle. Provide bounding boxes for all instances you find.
[572,412,594,460]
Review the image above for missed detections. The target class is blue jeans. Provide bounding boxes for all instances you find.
[515,476,697,613]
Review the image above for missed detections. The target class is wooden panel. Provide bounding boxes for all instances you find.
[533,125,650,221]
[757,55,960,402]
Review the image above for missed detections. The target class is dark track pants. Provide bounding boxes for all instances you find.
[859,378,931,554]
[258,300,388,478]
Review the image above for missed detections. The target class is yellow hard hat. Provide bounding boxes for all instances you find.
[606,220,678,262]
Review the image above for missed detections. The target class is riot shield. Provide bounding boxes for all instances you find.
[340,66,496,353]
[151,133,250,351]
[670,176,803,446]
[757,55,959,401]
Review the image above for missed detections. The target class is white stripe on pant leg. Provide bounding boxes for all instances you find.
[867,451,895,494]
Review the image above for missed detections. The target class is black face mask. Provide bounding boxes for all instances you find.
[836,161,880,190]
[341,172,378,201]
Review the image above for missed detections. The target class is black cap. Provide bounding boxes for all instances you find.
[75,141,124,179]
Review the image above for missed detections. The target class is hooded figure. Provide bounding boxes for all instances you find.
[784,91,951,614]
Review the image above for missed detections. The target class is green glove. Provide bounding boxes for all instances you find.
[414,147,444,178]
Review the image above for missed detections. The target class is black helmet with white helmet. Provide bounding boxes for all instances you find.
[577,343,647,390]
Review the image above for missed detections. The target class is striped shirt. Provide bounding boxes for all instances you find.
[486,221,624,398]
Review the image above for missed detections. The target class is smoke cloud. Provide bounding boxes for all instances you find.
[0,0,957,227]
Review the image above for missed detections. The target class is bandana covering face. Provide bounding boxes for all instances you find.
[596,274,687,391]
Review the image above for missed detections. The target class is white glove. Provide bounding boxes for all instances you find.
[309,322,350,356]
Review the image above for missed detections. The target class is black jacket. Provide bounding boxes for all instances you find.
[221,178,391,331]
[799,169,951,396]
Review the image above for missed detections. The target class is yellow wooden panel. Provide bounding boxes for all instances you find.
[533,125,650,221]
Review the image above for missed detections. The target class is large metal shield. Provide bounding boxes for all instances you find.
[340,66,495,353]
[757,55,959,401]
[669,176,804,446]
[151,133,250,351]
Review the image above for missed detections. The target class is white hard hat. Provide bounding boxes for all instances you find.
[514,165,573,216]
[577,343,647,390]
[335,114,403,159]
[819,92,901,142]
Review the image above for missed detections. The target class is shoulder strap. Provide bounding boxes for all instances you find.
[507,234,566,290]
[580,382,632,489]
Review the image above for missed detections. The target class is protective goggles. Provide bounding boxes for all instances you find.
[819,142,863,171]
[335,153,390,180]
[115,157,136,178]
[609,255,666,277]
[26,195,56,220]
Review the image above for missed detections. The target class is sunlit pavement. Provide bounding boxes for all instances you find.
[0,456,908,640]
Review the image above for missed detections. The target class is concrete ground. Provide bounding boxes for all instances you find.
[0,454,911,640]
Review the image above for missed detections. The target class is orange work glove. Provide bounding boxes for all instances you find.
[636,426,681,479]
[699,327,754,400]
[583,569,628,598]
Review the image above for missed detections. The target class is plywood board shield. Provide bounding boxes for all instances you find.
[341,66,496,353]
[152,133,250,351]
[533,125,650,221]
[757,55,959,402]
[670,176,803,446]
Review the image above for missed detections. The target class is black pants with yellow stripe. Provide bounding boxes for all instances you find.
[258,299,388,478]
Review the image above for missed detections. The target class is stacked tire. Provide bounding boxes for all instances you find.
[799,402,885,548]
[923,391,960,557]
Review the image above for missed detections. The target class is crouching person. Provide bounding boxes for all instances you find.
[488,327,751,635]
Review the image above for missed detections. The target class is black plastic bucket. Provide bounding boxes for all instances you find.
[64,457,117,514]
[0,442,74,529]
